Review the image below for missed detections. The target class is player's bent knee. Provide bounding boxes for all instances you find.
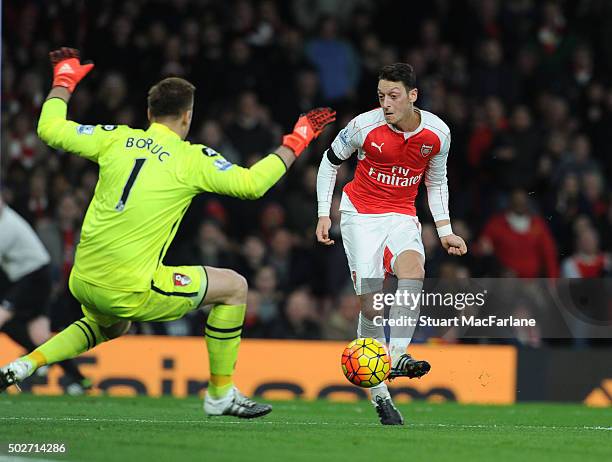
[226,270,248,305]
[101,320,131,340]
[395,261,425,279]
[394,252,425,280]
[401,265,425,280]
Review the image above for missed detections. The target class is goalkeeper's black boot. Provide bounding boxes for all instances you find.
[389,353,431,379]
[373,395,404,425]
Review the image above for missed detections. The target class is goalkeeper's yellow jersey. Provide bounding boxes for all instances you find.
[37,98,286,291]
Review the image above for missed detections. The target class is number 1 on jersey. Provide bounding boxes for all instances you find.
[115,158,146,211]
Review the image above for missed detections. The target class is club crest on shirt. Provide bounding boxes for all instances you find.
[173,273,192,287]
[420,144,434,157]
[339,128,350,147]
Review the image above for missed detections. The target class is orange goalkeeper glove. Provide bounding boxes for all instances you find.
[282,107,336,156]
[49,47,94,93]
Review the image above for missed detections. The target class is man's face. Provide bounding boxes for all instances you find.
[377,79,416,126]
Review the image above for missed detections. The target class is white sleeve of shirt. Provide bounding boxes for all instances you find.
[0,207,15,259]
[316,117,362,217]
[0,206,50,281]
[425,133,451,222]
[316,154,340,217]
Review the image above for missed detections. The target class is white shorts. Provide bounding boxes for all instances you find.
[340,211,424,295]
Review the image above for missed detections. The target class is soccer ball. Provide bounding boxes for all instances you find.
[341,338,391,388]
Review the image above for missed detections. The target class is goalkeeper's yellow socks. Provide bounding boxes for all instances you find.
[208,375,234,399]
[205,303,246,398]
[23,317,108,370]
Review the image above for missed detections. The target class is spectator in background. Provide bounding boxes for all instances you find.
[13,168,51,225]
[197,120,241,165]
[467,97,508,169]
[554,134,601,183]
[561,226,610,278]
[275,69,325,133]
[37,194,83,329]
[7,113,42,170]
[268,228,295,292]
[179,220,235,269]
[323,289,360,340]
[237,235,268,284]
[479,189,559,277]
[582,170,607,220]
[305,16,359,103]
[242,290,269,338]
[270,288,321,339]
[221,38,266,96]
[254,265,282,325]
[285,165,318,239]
[486,105,541,193]
[226,91,276,160]
[258,202,286,241]
[88,72,128,123]
[470,39,518,104]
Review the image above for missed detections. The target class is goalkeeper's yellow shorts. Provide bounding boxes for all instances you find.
[68,265,207,327]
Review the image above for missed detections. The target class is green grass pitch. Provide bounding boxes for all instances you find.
[0,395,610,462]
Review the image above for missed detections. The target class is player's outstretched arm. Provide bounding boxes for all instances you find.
[38,47,94,145]
[195,108,335,200]
[280,107,336,164]
[37,48,117,162]
[45,47,94,103]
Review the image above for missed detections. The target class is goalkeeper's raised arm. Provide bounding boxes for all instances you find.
[37,47,337,200]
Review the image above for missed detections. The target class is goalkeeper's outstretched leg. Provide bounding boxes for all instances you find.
[0,319,130,393]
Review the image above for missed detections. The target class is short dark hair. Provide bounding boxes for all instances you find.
[147,77,196,118]
[378,63,416,90]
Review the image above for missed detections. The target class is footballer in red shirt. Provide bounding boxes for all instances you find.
[316,63,467,425]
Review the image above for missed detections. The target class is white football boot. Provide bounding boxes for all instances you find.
[204,387,272,419]
[0,359,35,392]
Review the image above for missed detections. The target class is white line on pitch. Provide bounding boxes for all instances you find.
[0,416,610,431]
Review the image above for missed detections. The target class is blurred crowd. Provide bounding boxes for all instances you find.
[2,0,612,345]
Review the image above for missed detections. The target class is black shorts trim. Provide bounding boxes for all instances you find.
[150,282,198,298]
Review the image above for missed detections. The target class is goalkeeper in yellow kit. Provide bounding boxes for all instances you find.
[0,48,335,418]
